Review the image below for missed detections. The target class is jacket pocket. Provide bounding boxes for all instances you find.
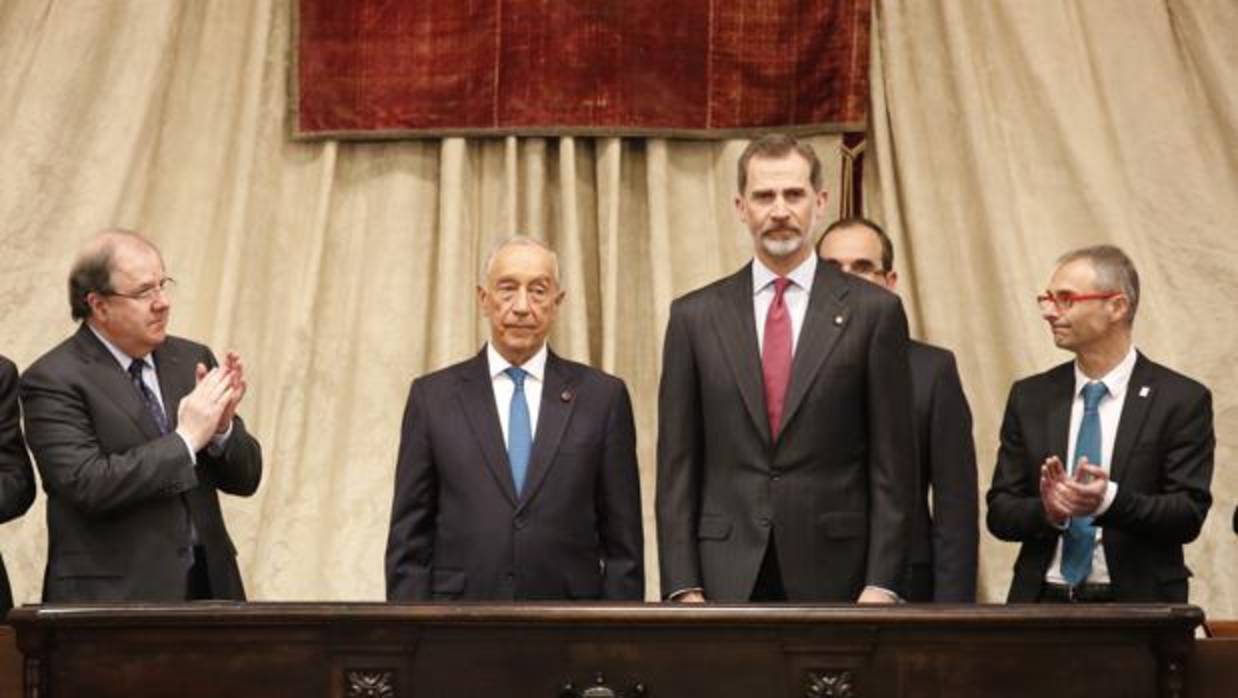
[1156,566,1192,583]
[431,568,467,599]
[818,512,865,539]
[49,552,121,579]
[697,515,733,541]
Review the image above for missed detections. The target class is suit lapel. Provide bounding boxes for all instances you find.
[711,264,772,445]
[73,325,162,441]
[517,351,576,511]
[1109,353,1155,481]
[1046,364,1074,467]
[456,350,518,506]
[779,263,849,436]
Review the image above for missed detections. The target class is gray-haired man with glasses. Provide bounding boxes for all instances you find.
[987,244,1214,603]
[20,228,262,601]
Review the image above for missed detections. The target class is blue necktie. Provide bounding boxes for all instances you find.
[505,367,532,496]
[1061,381,1107,585]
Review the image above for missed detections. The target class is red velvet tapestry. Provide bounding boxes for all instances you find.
[295,0,870,139]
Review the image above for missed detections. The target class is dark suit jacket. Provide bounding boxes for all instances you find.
[385,348,644,601]
[656,261,916,602]
[904,341,979,603]
[20,325,262,602]
[1,356,37,616]
[987,353,1214,603]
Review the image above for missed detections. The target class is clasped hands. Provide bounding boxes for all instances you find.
[175,352,248,452]
[1040,455,1108,526]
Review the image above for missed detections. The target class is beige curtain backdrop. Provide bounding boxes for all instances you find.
[0,0,1233,616]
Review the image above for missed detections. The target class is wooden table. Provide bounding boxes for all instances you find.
[7,603,1206,697]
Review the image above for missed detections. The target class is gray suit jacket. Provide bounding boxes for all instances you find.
[386,349,644,601]
[20,325,262,602]
[1,355,36,615]
[656,261,916,601]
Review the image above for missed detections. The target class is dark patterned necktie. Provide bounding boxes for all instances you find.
[128,359,170,435]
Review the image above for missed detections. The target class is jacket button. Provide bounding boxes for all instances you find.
[759,517,771,527]
[513,517,526,530]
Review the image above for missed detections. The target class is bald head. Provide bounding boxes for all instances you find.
[481,236,561,287]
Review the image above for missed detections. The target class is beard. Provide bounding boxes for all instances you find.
[760,228,805,258]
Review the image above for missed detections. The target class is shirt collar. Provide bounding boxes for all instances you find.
[752,252,817,296]
[487,342,548,383]
[1073,344,1137,402]
[87,322,151,372]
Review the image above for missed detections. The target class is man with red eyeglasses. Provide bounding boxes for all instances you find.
[987,245,1214,603]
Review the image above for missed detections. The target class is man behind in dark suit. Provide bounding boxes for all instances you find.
[386,237,643,601]
[1,354,37,615]
[987,244,1214,603]
[816,218,979,602]
[656,135,915,604]
[21,229,262,602]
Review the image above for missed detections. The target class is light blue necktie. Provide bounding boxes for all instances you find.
[505,367,532,496]
[1061,381,1108,585]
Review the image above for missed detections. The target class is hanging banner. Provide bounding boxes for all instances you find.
[295,0,870,139]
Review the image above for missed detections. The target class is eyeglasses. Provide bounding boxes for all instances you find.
[106,277,177,302]
[1036,290,1120,312]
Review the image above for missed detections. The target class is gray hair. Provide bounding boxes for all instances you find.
[480,236,561,286]
[1057,244,1140,324]
[68,228,161,321]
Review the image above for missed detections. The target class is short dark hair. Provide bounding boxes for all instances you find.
[737,134,823,194]
[67,228,160,321]
[68,242,117,321]
[1057,244,1141,324]
[817,217,895,271]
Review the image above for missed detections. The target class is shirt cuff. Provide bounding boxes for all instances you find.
[177,432,198,467]
[1094,481,1119,517]
[862,585,902,603]
[207,421,234,456]
[667,587,704,601]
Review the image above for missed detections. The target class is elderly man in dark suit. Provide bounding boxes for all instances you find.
[987,244,1214,603]
[816,218,979,603]
[385,237,643,601]
[21,229,262,602]
[656,135,916,603]
[1,354,37,615]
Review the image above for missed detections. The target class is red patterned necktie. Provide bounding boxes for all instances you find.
[762,277,793,438]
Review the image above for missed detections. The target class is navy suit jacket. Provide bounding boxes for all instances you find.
[904,341,978,602]
[987,353,1214,602]
[385,348,644,601]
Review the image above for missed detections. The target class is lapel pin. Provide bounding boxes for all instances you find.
[1139,386,1150,398]
[834,315,845,326]
[560,390,573,403]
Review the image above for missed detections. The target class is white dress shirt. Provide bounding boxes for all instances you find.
[1045,345,1136,585]
[487,342,547,445]
[752,253,816,355]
